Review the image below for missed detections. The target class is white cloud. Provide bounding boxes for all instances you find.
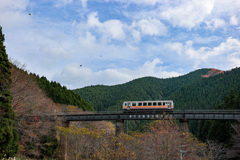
[211,0,240,17]
[81,0,88,7]
[0,0,28,11]
[0,0,30,29]
[87,12,126,40]
[166,42,183,55]
[41,46,69,58]
[228,52,240,67]
[161,0,214,29]
[78,32,97,50]
[53,59,181,89]
[106,0,168,6]
[203,0,240,28]
[211,38,240,55]
[192,35,221,44]
[168,37,240,69]
[129,0,167,5]
[134,18,168,36]
[86,13,168,42]
[54,0,73,7]
[131,29,141,42]
[103,20,126,40]
[230,16,239,26]
[87,12,101,27]
[205,18,226,30]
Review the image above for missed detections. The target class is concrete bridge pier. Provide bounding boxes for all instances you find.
[116,119,124,136]
[59,121,70,160]
[179,119,189,132]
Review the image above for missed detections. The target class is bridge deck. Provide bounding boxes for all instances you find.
[63,110,240,121]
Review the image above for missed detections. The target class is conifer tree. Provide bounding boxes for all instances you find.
[0,26,18,158]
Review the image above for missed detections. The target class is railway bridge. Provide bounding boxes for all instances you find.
[58,109,240,160]
[61,109,240,133]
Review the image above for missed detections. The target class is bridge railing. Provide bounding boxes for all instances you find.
[95,109,240,114]
[95,110,123,114]
[173,109,240,113]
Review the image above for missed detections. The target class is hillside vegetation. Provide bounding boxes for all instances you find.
[74,68,240,133]
[74,69,209,111]
[198,89,240,147]
[0,26,18,158]
[35,76,93,111]
[9,62,94,159]
[5,62,240,159]
[74,68,240,111]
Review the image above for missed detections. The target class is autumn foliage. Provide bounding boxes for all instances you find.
[202,68,224,78]
[10,61,68,158]
[58,119,212,160]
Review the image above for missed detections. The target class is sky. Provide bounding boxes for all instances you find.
[0,0,240,89]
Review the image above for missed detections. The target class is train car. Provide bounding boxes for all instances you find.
[123,100,174,113]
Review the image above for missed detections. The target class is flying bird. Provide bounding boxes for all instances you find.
[80,65,82,67]
[29,13,31,15]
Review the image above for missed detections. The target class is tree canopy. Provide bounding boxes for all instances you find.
[0,26,19,158]
[198,89,240,147]
[35,76,94,111]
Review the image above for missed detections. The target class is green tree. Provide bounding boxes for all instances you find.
[0,26,18,158]
[35,76,93,111]
[198,90,240,148]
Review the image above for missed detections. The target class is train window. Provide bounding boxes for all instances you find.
[143,102,147,106]
[138,102,142,106]
[158,102,162,106]
[148,102,152,106]
[163,102,165,105]
[124,103,127,106]
[153,102,157,106]
[132,103,136,106]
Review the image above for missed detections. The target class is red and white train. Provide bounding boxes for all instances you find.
[123,100,174,113]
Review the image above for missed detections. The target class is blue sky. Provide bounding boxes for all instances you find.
[1,0,240,89]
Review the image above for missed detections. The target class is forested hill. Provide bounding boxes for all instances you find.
[35,75,94,111]
[74,68,240,111]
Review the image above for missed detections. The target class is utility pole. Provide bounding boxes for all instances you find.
[127,120,128,135]
[180,149,186,160]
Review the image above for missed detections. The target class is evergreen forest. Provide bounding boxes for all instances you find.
[198,90,240,148]
[0,26,19,158]
[35,76,93,111]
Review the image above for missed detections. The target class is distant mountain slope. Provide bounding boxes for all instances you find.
[74,68,240,111]
[73,68,215,111]
[169,67,240,109]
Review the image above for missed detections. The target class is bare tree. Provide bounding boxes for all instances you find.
[204,140,226,160]
[227,120,240,159]
[10,60,61,158]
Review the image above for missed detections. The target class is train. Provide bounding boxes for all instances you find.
[123,100,174,113]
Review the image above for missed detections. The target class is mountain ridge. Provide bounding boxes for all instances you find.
[74,68,240,111]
